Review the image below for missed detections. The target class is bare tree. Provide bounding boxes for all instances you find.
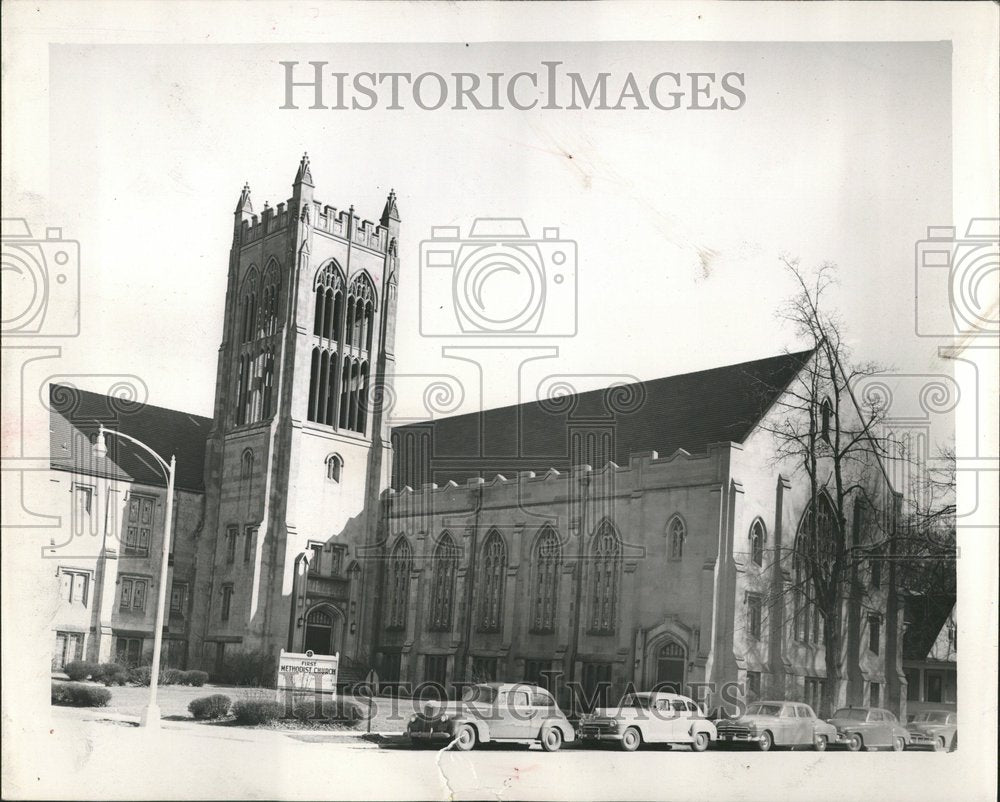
[751,259,899,717]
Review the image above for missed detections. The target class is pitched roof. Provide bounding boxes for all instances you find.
[390,350,813,488]
[49,384,212,492]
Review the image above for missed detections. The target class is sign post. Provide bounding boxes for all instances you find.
[276,649,339,716]
[363,669,379,734]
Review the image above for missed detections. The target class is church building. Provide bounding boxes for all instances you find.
[46,156,906,716]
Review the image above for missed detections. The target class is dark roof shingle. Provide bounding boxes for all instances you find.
[49,384,212,492]
[390,350,813,488]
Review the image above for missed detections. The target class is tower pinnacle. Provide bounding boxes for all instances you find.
[235,182,253,216]
[294,152,314,188]
[380,188,400,226]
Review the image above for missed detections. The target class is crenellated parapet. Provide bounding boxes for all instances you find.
[384,442,738,515]
[238,196,390,252]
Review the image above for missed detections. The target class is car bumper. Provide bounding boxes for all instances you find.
[715,732,765,743]
[905,733,940,749]
[407,730,455,742]
[577,730,623,742]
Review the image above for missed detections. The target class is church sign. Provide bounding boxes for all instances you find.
[276,649,339,710]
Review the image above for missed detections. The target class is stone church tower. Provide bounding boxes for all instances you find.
[188,156,400,674]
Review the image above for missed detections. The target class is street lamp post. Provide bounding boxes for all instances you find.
[95,424,176,729]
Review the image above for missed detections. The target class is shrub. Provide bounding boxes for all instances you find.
[51,681,111,707]
[95,663,130,686]
[183,670,209,687]
[188,694,232,720]
[290,700,317,723]
[160,668,183,686]
[232,699,283,726]
[63,661,98,682]
[127,665,152,686]
[217,650,276,688]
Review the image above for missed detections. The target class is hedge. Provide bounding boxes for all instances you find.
[95,663,130,686]
[232,699,283,725]
[188,694,232,720]
[51,681,111,707]
[63,661,99,682]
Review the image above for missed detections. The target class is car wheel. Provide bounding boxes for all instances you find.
[620,727,641,752]
[845,733,863,752]
[813,735,828,752]
[540,725,563,753]
[933,736,946,752]
[453,724,476,752]
[757,731,773,752]
[691,732,710,753]
[892,737,905,752]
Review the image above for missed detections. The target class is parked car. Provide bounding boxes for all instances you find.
[827,706,910,751]
[905,710,957,752]
[714,701,837,751]
[405,682,575,752]
[577,691,717,752]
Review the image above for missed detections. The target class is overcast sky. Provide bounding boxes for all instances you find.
[42,40,952,440]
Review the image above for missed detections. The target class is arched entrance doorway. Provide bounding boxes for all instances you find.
[653,640,686,693]
[303,606,344,655]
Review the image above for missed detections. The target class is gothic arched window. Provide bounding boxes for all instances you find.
[667,516,686,560]
[429,533,458,631]
[239,269,259,345]
[477,530,507,633]
[346,272,376,351]
[793,494,836,644]
[240,449,254,480]
[749,519,765,567]
[589,520,622,634]
[385,538,411,630]
[820,397,834,443]
[325,453,343,483]
[259,261,280,338]
[313,261,346,342]
[530,526,561,634]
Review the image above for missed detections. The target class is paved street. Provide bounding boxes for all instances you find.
[6,707,967,801]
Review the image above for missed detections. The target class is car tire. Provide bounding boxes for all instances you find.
[691,732,710,753]
[933,736,946,752]
[620,727,641,752]
[757,731,773,752]
[453,724,476,752]
[540,725,563,753]
[892,737,905,752]
[813,735,828,752]
[845,733,863,752]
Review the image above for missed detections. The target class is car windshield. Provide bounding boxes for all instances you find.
[913,711,951,723]
[461,685,498,704]
[832,708,869,721]
[619,694,653,709]
[746,703,782,717]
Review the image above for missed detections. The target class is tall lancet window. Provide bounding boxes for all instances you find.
[589,520,622,634]
[429,533,458,631]
[385,538,411,631]
[531,526,561,634]
[308,261,347,427]
[477,530,507,633]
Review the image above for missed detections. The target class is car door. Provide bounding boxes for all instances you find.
[867,710,888,747]
[649,697,673,743]
[502,688,535,739]
[668,699,690,741]
[799,704,822,742]
[774,705,802,745]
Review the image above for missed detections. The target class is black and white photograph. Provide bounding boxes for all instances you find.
[1,2,997,800]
